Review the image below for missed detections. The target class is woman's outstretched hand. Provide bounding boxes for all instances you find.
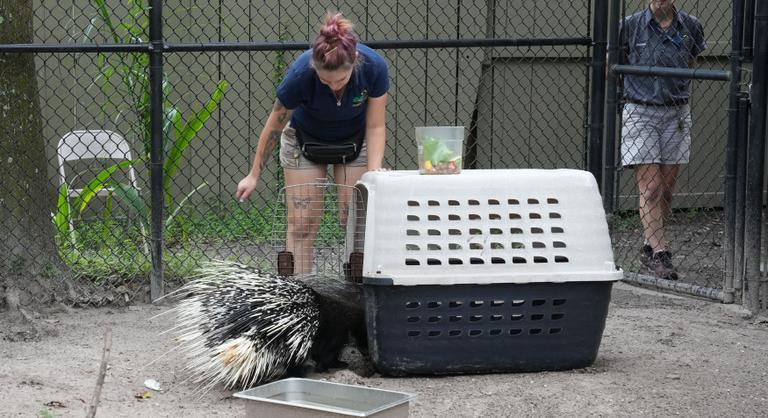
[235,173,259,202]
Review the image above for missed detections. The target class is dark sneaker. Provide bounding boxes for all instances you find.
[640,244,653,268]
[650,250,678,281]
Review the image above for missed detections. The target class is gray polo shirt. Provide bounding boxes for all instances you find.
[620,7,706,105]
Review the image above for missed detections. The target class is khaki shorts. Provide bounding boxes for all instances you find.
[279,123,368,169]
[621,103,692,167]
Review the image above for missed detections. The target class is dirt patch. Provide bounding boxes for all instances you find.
[2,282,767,417]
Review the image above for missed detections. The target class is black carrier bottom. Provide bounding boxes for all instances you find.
[363,281,613,375]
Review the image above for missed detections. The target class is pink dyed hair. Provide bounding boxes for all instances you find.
[311,12,358,71]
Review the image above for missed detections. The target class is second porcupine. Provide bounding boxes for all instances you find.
[167,260,366,391]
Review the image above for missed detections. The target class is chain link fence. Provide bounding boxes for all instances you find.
[1,1,765,310]
[609,0,733,293]
[606,0,766,310]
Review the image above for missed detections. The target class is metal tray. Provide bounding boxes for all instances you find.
[234,378,415,418]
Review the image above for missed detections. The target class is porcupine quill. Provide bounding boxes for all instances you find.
[163,260,365,392]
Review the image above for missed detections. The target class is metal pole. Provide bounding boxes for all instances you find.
[603,0,621,213]
[725,0,746,304]
[149,0,165,302]
[623,272,725,302]
[744,0,756,61]
[588,0,608,193]
[0,38,594,54]
[734,95,750,299]
[0,43,149,53]
[744,0,768,313]
[612,65,730,81]
[163,37,592,52]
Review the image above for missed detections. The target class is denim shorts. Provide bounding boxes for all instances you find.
[621,103,692,167]
[279,123,368,169]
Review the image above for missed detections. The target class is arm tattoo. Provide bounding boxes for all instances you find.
[273,99,289,125]
[258,129,282,172]
[292,196,312,209]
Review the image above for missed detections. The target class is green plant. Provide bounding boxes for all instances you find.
[613,211,642,232]
[37,407,55,418]
[61,217,214,283]
[55,198,350,283]
[52,1,229,249]
[52,161,134,247]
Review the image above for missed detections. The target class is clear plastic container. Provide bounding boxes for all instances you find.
[416,126,464,174]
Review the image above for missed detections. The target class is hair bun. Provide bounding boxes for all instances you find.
[320,12,352,40]
[312,12,357,71]
[320,24,340,39]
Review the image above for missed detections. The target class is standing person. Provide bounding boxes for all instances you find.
[619,0,706,280]
[236,12,389,275]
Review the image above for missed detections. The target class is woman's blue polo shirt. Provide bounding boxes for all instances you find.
[276,43,389,142]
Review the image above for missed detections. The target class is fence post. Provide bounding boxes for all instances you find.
[744,0,756,60]
[149,0,165,302]
[725,0,746,304]
[602,0,621,213]
[744,0,767,313]
[589,0,608,195]
[735,95,750,300]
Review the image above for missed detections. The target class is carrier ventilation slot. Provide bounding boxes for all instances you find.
[400,196,570,269]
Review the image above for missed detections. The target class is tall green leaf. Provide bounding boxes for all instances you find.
[109,181,149,226]
[165,182,209,229]
[71,160,136,215]
[165,80,229,190]
[52,183,73,243]
[92,0,120,43]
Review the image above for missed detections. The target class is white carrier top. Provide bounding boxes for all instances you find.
[353,169,623,285]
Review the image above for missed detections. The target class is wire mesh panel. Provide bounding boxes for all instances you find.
[610,0,733,291]
[271,181,363,277]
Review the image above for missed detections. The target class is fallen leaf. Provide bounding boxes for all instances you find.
[44,401,66,408]
[134,391,153,400]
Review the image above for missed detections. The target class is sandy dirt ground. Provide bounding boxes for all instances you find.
[2,282,767,418]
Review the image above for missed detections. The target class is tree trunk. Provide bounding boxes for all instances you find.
[0,0,71,310]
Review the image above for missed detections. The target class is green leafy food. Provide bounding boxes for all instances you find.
[420,136,461,174]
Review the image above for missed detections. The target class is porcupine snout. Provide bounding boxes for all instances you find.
[293,273,367,374]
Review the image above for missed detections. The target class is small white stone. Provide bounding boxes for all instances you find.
[144,379,162,391]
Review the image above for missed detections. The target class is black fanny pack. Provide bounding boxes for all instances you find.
[295,127,365,165]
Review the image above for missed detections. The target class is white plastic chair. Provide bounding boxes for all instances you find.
[57,130,147,249]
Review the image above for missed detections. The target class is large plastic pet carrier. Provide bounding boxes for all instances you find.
[346,169,622,375]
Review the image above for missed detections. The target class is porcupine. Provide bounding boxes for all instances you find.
[166,260,366,391]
